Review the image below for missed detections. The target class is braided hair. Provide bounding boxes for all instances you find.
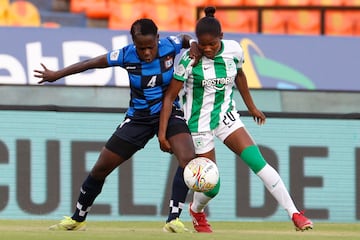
[195,6,222,37]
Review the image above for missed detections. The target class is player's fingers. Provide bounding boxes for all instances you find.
[40,63,47,70]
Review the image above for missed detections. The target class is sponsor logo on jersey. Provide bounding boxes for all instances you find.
[110,49,120,61]
[202,76,235,90]
[164,56,174,69]
[175,64,186,76]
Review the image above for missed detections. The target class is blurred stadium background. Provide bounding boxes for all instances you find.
[0,0,360,35]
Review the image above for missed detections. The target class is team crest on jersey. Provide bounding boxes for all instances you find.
[110,49,120,61]
[226,60,236,71]
[164,56,174,69]
[175,64,186,76]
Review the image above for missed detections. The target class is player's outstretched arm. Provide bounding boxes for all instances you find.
[34,54,109,84]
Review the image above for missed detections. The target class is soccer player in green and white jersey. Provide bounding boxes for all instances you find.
[159,6,313,233]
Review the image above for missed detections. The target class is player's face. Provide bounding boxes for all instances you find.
[133,34,159,62]
[197,33,223,59]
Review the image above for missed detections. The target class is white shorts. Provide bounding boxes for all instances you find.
[191,110,245,154]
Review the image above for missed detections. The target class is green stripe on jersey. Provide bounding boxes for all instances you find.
[188,63,205,131]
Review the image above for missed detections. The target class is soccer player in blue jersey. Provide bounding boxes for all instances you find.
[34,18,199,231]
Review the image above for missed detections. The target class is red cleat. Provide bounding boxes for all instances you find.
[189,203,212,233]
[292,211,313,231]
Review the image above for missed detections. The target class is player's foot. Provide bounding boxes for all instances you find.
[163,218,189,233]
[292,211,313,231]
[189,203,212,233]
[49,216,86,231]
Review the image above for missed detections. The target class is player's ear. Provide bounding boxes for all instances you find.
[219,32,224,39]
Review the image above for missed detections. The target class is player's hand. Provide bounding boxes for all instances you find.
[249,108,266,125]
[188,42,201,66]
[158,136,172,153]
[34,63,59,84]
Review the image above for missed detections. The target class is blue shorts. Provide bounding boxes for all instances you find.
[105,107,190,159]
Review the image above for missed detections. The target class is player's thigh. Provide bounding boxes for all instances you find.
[90,146,127,180]
[216,111,255,154]
[224,127,255,155]
[196,149,216,163]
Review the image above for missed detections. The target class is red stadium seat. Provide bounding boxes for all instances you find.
[70,0,89,13]
[325,10,360,35]
[343,0,360,5]
[287,10,321,35]
[310,0,344,5]
[277,0,313,5]
[85,0,110,19]
[243,0,278,5]
[261,10,288,34]
[215,9,258,33]
[108,0,145,30]
[7,0,41,27]
[149,4,182,31]
[209,0,245,6]
[0,0,9,25]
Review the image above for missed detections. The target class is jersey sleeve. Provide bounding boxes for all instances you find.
[227,40,244,69]
[173,50,192,82]
[106,48,125,67]
[167,35,183,54]
[236,42,245,69]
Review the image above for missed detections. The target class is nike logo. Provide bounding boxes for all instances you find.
[203,66,210,70]
[272,180,280,188]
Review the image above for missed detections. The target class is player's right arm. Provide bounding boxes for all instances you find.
[34,54,109,84]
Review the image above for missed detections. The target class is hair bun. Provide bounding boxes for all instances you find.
[204,6,216,17]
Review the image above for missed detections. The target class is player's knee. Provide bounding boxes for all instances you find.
[240,145,267,173]
[204,177,220,198]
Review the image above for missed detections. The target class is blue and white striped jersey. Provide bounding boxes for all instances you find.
[107,36,183,118]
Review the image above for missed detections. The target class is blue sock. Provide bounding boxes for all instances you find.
[166,166,189,222]
[72,174,104,222]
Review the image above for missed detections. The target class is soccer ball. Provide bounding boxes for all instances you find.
[183,157,219,192]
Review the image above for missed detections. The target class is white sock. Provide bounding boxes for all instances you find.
[257,164,299,218]
[191,191,212,213]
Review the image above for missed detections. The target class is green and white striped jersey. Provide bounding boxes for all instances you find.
[174,40,244,132]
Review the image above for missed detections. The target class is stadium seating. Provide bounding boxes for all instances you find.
[310,0,344,5]
[287,10,321,35]
[7,0,41,27]
[208,0,245,6]
[325,10,360,35]
[343,0,360,5]
[243,0,278,5]
[85,0,110,19]
[108,0,144,30]
[0,0,9,25]
[261,10,288,34]
[215,9,258,33]
[277,0,313,5]
[2,0,359,37]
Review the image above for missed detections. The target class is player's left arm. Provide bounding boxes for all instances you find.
[235,69,266,125]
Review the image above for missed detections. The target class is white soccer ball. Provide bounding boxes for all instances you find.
[183,157,219,192]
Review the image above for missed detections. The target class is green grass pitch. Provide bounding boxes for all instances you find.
[1,220,359,240]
